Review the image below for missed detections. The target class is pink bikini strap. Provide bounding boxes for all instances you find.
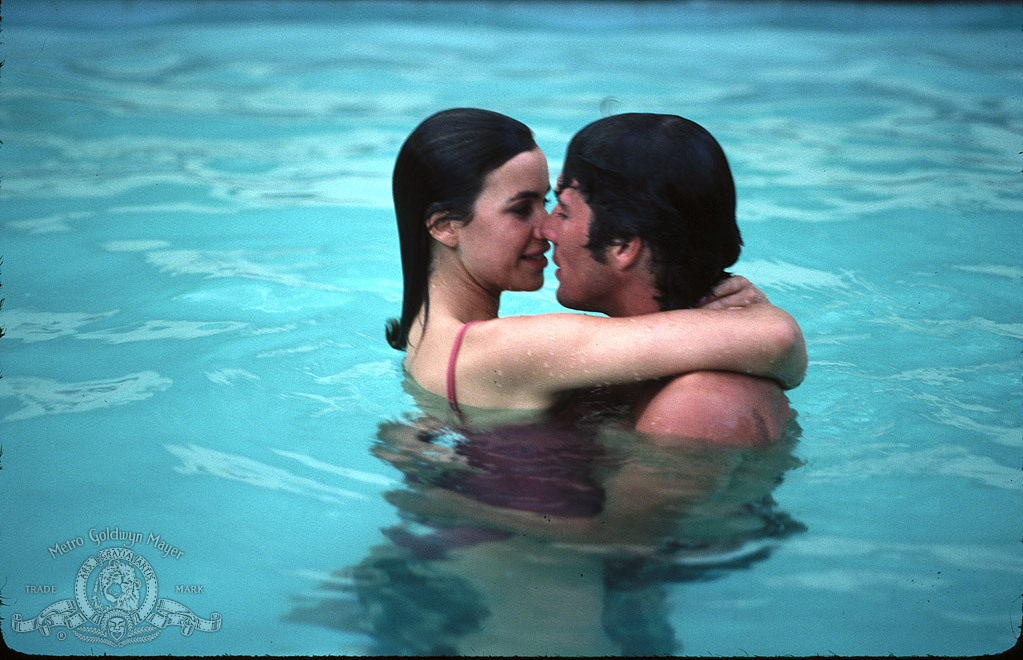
[447,321,480,419]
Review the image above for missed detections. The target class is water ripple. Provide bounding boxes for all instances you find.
[0,308,119,343]
[165,443,368,503]
[737,259,850,292]
[205,368,261,386]
[145,249,347,291]
[0,372,172,422]
[76,319,249,344]
[800,443,1020,491]
[271,449,395,488]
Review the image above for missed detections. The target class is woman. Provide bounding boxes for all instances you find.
[386,108,805,421]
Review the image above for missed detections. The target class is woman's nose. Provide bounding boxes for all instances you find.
[533,208,551,240]
[538,207,557,242]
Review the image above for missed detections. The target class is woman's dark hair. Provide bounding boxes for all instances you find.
[386,108,537,350]
[560,113,741,310]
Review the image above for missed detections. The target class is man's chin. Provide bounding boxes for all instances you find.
[556,290,594,313]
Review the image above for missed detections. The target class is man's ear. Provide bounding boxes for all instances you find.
[608,236,647,272]
[426,212,459,248]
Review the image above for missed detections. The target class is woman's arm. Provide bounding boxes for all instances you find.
[462,301,806,405]
[695,276,807,389]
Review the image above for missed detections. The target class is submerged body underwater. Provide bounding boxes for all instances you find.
[1,1,1020,655]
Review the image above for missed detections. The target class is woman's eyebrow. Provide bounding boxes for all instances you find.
[505,185,551,204]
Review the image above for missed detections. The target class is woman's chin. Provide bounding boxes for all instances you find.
[509,276,544,293]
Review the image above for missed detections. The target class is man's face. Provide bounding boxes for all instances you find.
[541,178,616,313]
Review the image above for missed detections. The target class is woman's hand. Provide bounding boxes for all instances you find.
[698,275,769,309]
[697,276,806,389]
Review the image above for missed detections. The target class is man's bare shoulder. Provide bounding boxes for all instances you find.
[633,371,791,446]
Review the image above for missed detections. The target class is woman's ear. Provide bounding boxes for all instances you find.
[426,212,459,248]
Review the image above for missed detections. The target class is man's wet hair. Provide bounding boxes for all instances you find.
[560,113,742,310]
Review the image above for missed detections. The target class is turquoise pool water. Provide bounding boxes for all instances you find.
[1,1,1020,655]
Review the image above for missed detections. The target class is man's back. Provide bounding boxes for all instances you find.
[633,371,791,446]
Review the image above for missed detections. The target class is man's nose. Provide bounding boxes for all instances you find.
[538,206,558,242]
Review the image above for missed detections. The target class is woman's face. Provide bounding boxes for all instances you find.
[454,148,551,294]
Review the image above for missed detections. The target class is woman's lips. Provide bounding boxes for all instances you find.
[521,253,548,268]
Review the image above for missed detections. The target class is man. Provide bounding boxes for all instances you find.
[542,113,799,445]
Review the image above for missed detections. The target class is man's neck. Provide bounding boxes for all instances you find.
[600,282,661,318]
